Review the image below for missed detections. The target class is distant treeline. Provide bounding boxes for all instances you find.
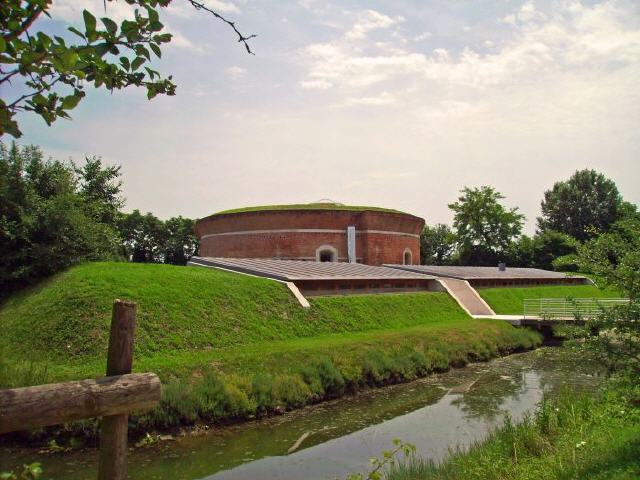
[420,172,638,270]
[0,142,197,296]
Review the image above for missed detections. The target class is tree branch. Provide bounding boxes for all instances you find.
[6,75,63,111]
[3,5,43,42]
[187,0,257,54]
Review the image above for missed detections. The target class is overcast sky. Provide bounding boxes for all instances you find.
[10,0,640,233]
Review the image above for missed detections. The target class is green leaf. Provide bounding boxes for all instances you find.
[0,37,5,53]
[153,33,172,44]
[149,20,164,32]
[149,43,161,58]
[147,6,160,24]
[131,56,145,71]
[62,95,82,110]
[61,51,79,68]
[120,56,130,71]
[32,94,47,106]
[83,10,97,36]
[68,26,86,40]
[102,17,118,35]
[94,43,110,57]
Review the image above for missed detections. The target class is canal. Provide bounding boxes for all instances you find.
[2,346,600,479]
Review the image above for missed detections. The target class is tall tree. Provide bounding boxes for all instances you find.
[118,209,166,263]
[1,0,255,137]
[420,223,456,265]
[163,216,198,265]
[538,169,623,241]
[117,211,197,264]
[0,141,121,294]
[449,186,524,266]
[571,215,640,379]
[76,156,124,225]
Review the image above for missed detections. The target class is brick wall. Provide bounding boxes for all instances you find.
[195,208,424,266]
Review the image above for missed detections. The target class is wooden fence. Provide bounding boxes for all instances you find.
[0,300,161,480]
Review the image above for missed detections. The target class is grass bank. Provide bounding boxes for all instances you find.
[387,383,640,480]
[0,262,469,365]
[0,262,541,438]
[479,284,620,315]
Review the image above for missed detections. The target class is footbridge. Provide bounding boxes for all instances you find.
[475,298,630,326]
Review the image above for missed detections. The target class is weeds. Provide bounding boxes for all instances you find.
[385,386,640,480]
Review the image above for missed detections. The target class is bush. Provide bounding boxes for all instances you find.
[272,375,311,408]
[316,358,346,397]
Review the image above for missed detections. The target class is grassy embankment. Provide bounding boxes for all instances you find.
[0,262,541,436]
[479,284,620,315]
[387,385,640,480]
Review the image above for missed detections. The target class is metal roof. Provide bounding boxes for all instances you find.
[189,257,434,282]
[385,265,586,280]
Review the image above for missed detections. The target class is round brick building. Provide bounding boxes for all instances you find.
[195,203,425,266]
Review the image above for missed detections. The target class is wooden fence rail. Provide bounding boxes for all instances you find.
[0,300,161,480]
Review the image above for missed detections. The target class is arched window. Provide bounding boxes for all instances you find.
[403,248,412,265]
[316,245,338,262]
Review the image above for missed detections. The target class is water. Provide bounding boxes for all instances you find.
[1,347,600,479]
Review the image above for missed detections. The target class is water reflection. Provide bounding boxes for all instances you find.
[1,348,600,480]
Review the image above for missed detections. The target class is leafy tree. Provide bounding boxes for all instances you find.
[538,170,624,241]
[566,215,640,383]
[117,210,197,264]
[1,0,255,137]
[163,216,198,265]
[420,223,456,265]
[506,234,535,267]
[449,186,525,266]
[532,230,580,270]
[75,156,124,225]
[576,217,640,298]
[118,209,165,263]
[0,141,121,294]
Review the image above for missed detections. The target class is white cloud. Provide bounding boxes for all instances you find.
[225,66,247,79]
[299,1,640,97]
[300,79,333,89]
[341,92,397,107]
[49,0,135,23]
[414,32,432,41]
[345,9,399,40]
[49,0,240,25]
[196,0,241,15]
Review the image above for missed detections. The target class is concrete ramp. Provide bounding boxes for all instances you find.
[438,278,495,316]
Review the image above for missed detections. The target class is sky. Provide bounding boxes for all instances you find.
[6,0,640,233]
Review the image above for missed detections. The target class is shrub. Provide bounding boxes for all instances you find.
[251,373,275,415]
[272,375,311,408]
[316,358,346,397]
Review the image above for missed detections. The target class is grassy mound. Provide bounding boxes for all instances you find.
[479,284,621,315]
[0,262,542,436]
[0,262,468,365]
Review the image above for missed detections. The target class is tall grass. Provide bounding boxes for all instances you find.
[386,387,640,480]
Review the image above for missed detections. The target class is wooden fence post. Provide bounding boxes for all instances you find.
[98,300,137,480]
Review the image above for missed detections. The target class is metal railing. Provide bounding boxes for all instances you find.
[523,298,630,320]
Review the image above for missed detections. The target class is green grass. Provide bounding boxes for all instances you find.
[0,262,469,365]
[386,385,640,480]
[0,262,542,437]
[211,203,411,216]
[479,285,621,315]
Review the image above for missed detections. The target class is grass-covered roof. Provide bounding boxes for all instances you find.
[211,203,410,216]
